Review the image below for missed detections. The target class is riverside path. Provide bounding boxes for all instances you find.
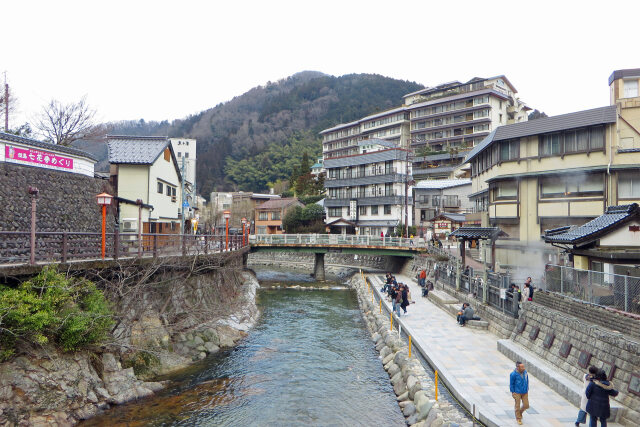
[368,273,625,427]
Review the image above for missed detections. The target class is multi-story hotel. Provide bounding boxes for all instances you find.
[320,107,411,159]
[323,139,412,236]
[404,75,530,180]
[464,68,640,270]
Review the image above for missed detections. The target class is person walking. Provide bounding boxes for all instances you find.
[586,369,618,427]
[510,361,529,425]
[576,366,598,426]
[400,284,409,315]
[394,286,403,317]
[419,269,426,287]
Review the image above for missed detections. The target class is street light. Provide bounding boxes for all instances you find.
[241,217,247,247]
[96,192,113,259]
[223,210,231,250]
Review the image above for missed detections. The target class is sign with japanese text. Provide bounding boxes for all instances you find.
[5,145,73,170]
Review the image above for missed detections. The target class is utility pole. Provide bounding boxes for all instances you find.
[180,156,186,234]
[403,148,414,238]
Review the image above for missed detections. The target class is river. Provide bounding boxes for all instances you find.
[82,268,405,426]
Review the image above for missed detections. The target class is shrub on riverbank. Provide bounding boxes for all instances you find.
[0,266,113,361]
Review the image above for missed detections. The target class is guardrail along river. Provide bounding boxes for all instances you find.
[82,269,405,426]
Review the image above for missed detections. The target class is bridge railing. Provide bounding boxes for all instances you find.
[249,233,426,248]
[0,231,248,266]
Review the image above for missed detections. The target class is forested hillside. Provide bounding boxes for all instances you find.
[78,71,424,195]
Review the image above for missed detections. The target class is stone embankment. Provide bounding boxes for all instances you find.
[348,274,471,427]
[0,272,260,426]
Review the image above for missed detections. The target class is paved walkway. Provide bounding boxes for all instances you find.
[368,273,623,427]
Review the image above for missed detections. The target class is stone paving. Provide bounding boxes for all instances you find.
[369,273,624,427]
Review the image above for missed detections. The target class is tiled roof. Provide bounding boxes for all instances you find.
[544,204,640,245]
[464,105,617,163]
[450,227,508,239]
[414,179,471,190]
[107,135,169,164]
[608,68,640,85]
[0,131,98,161]
[256,198,302,210]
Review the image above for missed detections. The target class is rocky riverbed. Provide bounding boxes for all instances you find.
[0,271,260,426]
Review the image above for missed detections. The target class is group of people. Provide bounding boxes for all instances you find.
[510,362,618,426]
[382,273,414,317]
[509,277,535,305]
[455,302,475,326]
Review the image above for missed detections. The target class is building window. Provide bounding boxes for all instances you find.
[157,181,163,194]
[359,206,367,216]
[493,181,517,200]
[540,126,604,156]
[371,205,379,215]
[177,152,181,157]
[540,174,603,198]
[257,226,267,234]
[618,172,640,198]
[271,211,281,220]
[328,207,342,217]
[166,186,171,196]
[499,139,520,161]
[258,212,268,220]
[624,80,639,98]
[185,152,189,158]
[384,205,392,215]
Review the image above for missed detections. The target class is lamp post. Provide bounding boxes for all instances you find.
[241,217,247,247]
[96,193,113,260]
[223,210,231,250]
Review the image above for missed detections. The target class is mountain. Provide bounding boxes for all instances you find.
[78,71,424,196]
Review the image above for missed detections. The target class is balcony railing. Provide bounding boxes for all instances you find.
[327,168,400,180]
[327,190,404,199]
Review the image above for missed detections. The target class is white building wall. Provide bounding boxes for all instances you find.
[170,138,196,185]
[147,152,182,221]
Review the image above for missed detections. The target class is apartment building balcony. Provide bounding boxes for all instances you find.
[410,131,490,148]
[411,117,491,134]
[415,196,461,208]
[324,190,411,207]
[325,171,409,188]
[411,107,491,123]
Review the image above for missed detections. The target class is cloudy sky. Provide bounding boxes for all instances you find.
[3,0,639,127]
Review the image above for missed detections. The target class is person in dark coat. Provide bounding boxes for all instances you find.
[585,369,618,427]
[400,285,409,315]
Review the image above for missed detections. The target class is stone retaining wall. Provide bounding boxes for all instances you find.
[515,301,640,426]
[0,162,115,233]
[349,274,471,427]
[247,251,403,272]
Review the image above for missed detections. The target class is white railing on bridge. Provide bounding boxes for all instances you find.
[250,234,426,248]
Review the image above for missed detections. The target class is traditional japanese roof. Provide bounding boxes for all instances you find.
[544,203,640,245]
[326,218,357,227]
[414,179,471,190]
[255,198,302,210]
[0,131,97,161]
[464,105,617,163]
[107,135,170,164]
[431,213,466,223]
[450,226,508,239]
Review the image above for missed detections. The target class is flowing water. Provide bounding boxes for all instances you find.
[82,269,405,426]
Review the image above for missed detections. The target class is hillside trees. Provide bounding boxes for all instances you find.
[282,203,325,233]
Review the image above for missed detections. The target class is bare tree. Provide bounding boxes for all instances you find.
[34,96,104,146]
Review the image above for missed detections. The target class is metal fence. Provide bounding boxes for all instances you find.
[434,259,519,317]
[543,264,640,314]
[0,231,247,265]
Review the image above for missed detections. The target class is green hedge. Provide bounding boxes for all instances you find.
[0,266,113,361]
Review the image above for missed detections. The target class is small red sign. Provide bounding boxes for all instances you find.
[5,145,74,169]
[629,225,640,232]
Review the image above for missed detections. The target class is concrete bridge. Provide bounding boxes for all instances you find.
[249,234,427,280]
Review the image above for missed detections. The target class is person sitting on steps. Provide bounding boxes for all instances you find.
[458,302,474,326]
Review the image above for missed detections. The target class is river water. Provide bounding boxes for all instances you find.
[82,269,405,426]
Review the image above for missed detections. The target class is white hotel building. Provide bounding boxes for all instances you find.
[323,139,412,236]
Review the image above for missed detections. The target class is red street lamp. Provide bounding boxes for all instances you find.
[223,210,231,250]
[241,217,247,246]
[96,193,113,259]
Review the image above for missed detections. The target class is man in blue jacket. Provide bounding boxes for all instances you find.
[510,361,529,425]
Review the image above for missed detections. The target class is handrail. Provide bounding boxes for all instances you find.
[249,233,426,249]
[0,231,248,266]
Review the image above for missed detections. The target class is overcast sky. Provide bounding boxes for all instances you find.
[3,0,639,128]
